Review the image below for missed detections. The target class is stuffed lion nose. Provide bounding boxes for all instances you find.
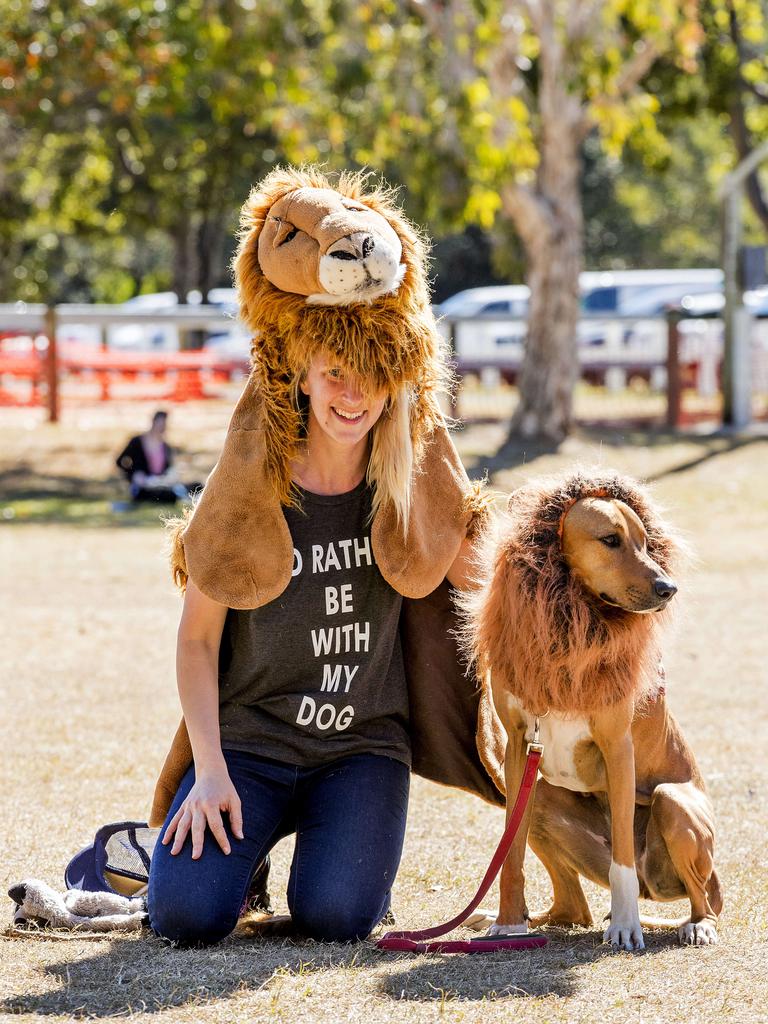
[654,579,677,600]
[328,233,375,261]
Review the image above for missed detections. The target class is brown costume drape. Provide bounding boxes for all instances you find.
[149,408,504,826]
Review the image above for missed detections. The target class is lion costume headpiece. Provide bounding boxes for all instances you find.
[171,166,487,611]
[232,165,450,509]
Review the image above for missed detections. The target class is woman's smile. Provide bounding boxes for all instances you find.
[331,406,366,424]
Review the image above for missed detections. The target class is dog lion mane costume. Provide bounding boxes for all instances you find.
[150,166,505,826]
[458,471,677,726]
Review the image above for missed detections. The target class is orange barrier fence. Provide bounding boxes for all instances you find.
[3,302,766,427]
[0,343,249,411]
[0,302,252,419]
[0,349,43,407]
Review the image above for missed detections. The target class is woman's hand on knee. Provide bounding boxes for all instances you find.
[162,768,244,860]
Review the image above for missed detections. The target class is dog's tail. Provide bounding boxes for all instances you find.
[236,912,295,938]
[638,913,690,929]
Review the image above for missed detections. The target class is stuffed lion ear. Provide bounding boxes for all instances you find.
[268,217,299,249]
[173,379,295,610]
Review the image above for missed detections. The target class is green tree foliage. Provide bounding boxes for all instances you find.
[4,0,766,322]
[1,0,322,302]
[581,115,730,270]
[370,1,705,437]
[700,0,768,228]
[583,0,768,273]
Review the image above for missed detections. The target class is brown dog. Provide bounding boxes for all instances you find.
[461,473,722,949]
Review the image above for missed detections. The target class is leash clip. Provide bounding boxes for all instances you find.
[528,715,545,756]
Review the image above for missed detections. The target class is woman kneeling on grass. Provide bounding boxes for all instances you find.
[146,169,497,947]
[148,355,476,946]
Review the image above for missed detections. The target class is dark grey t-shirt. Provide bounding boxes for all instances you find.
[217,478,411,767]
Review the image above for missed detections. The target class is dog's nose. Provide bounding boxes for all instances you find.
[654,579,678,600]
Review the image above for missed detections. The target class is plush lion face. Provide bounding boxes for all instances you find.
[257,187,405,304]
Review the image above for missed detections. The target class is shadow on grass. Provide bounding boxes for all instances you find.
[0,933,381,1018]
[376,926,680,1003]
[463,430,561,480]
[464,425,768,484]
[1,927,682,1017]
[0,495,175,528]
[0,466,113,502]
[3,428,766,526]
[642,433,767,482]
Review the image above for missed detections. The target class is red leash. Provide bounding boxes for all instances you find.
[377,742,547,954]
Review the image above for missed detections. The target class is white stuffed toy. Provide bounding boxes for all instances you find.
[8,880,147,933]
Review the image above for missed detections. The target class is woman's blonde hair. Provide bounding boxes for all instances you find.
[367,385,414,534]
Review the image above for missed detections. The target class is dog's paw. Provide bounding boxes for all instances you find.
[464,909,497,932]
[678,920,718,946]
[485,921,528,936]
[603,919,645,951]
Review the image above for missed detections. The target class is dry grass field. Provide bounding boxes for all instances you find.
[1,399,767,1024]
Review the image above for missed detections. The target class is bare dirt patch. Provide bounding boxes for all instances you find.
[1,402,766,1023]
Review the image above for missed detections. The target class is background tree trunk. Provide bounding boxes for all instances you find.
[503,106,585,439]
[172,218,195,303]
[515,206,583,439]
[196,215,224,300]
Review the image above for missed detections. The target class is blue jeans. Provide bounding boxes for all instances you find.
[148,749,410,946]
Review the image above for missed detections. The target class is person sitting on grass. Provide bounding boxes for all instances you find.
[116,409,200,504]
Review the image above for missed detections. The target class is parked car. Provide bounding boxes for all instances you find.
[677,288,768,319]
[437,286,530,365]
[438,271,724,321]
[108,292,180,350]
[579,270,725,348]
[438,270,726,365]
[437,285,530,319]
[579,269,723,318]
[60,290,249,353]
[54,292,182,350]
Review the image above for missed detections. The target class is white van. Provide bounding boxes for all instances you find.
[439,270,723,320]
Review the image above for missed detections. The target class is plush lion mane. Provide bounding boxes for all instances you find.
[456,470,680,716]
[231,165,450,507]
